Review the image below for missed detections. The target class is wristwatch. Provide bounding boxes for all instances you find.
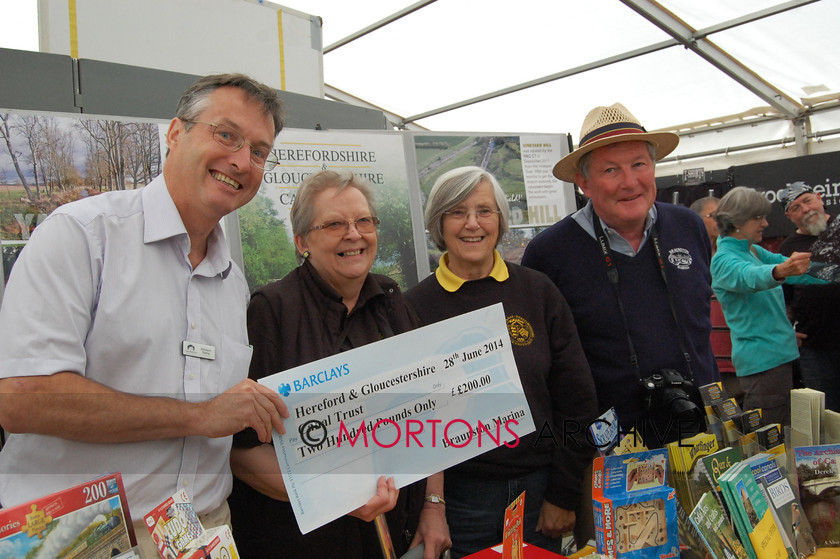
[424,494,446,505]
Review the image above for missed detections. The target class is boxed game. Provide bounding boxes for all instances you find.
[144,490,204,559]
[178,525,238,559]
[592,449,679,559]
[0,472,136,559]
[144,490,240,559]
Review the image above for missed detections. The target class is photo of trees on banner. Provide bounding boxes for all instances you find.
[0,110,163,284]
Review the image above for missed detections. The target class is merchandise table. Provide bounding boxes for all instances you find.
[462,543,569,558]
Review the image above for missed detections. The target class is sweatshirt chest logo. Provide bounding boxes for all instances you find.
[668,248,693,270]
[506,315,534,346]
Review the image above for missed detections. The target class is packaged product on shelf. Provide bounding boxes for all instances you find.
[144,490,239,559]
[0,472,135,559]
[144,490,204,559]
[592,448,678,558]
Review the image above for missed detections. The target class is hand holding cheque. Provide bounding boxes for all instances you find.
[258,303,535,534]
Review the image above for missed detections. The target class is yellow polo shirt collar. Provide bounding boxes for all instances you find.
[435,250,509,292]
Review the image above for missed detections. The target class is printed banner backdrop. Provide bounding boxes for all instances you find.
[732,151,840,238]
[1,110,572,296]
[411,133,572,227]
[244,129,418,292]
[410,132,573,267]
[0,109,166,286]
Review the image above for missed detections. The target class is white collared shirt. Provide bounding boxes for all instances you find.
[0,175,252,515]
[571,200,658,256]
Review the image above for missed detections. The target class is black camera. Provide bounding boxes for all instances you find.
[639,368,702,425]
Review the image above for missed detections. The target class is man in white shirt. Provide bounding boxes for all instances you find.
[0,73,289,552]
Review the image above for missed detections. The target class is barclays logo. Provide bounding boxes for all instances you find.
[292,363,350,393]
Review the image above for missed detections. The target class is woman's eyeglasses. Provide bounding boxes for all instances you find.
[308,216,380,235]
[185,121,278,171]
[442,208,501,222]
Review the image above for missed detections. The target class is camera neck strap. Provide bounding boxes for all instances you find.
[591,210,694,382]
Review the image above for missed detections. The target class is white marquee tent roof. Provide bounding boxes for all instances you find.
[277,0,840,172]
[2,0,838,173]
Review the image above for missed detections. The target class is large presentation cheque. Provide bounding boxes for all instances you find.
[259,303,536,534]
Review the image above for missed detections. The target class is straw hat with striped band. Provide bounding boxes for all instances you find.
[553,103,679,182]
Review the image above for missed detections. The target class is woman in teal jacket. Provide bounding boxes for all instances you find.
[711,186,825,426]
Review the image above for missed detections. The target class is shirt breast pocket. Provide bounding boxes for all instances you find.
[216,334,254,393]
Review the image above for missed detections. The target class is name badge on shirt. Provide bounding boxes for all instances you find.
[182,341,216,360]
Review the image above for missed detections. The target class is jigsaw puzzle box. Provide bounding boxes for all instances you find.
[0,472,135,559]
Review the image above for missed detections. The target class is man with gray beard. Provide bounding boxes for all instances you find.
[779,182,840,410]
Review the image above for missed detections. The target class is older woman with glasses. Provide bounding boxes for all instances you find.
[405,166,598,558]
[712,186,826,426]
[228,170,450,558]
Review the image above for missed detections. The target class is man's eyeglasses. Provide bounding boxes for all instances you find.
[185,121,278,171]
[309,216,380,235]
[442,208,501,222]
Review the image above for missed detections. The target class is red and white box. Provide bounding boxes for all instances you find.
[143,490,204,559]
[144,491,239,559]
[177,525,238,559]
[0,472,136,559]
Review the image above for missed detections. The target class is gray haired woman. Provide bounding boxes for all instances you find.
[405,166,597,557]
[229,170,450,558]
[711,186,825,425]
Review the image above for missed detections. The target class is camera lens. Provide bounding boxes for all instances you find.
[669,394,702,424]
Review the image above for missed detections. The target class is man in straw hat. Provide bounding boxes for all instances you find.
[522,103,719,446]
